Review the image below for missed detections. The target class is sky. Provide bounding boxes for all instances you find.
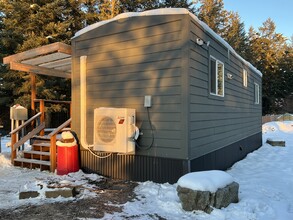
[223,0,293,39]
[1,121,293,219]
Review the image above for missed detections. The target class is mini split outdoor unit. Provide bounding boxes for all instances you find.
[93,107,137,154]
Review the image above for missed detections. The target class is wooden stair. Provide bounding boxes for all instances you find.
[10,116,72,172]
[13,138,54,171]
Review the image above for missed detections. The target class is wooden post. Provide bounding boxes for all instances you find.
[50,135,57,172]
[40,99,45,136]
[30,73,36,114]
[70,102,72,128]
[11,133,17,165]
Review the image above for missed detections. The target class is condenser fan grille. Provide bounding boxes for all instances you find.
[96,116,116,143]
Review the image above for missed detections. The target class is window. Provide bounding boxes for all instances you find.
[243,69,248,87]
[254,83,260,104]
[210,56,224,97]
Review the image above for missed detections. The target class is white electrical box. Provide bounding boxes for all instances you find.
[144,95,152,107]
[10,105,28,120]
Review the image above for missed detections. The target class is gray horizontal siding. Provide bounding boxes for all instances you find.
[188,17,262,159]
[72,15,188,159]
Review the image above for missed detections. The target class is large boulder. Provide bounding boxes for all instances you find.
[176,171,239,213]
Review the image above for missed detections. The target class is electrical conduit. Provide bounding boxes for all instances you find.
[80,55,91,149]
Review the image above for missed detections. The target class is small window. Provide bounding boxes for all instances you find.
[254,83,260,104]
[210,56,224,97]
[243,69,248,87]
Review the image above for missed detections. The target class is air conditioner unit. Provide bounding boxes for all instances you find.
[93,107,136,154]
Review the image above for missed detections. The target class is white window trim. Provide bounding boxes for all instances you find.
[254,82,260,104]
[243,69,248,87]
[210,56,224,97]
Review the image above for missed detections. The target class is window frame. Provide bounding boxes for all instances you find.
[254,82,260,104]
[209,56,225,97]
[243,69,248,87]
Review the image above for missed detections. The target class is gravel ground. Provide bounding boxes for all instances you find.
[0,178,138,220]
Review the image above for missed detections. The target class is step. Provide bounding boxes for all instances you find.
[34,134,62,140]
[14,158,51,166]
[32,142,51,152]
[23,150,50,161]
[33,135,51,140]
[33,142,51,147]
[24,150,50,156]
[23,150,51,161]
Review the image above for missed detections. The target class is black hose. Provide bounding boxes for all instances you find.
[69,130,81,169]
[135,107,154,151]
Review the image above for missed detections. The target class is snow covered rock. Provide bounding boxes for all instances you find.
[176,170,239,213]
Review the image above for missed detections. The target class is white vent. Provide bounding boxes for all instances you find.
[94,108,136,154]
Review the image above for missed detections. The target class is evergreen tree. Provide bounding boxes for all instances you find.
[276,41,293,112]
[222,11,249,59]
[194,0,227,34]
[81,0,100,25]
[0,0,85,119]
[159,0,194,11]
[248,19,288,114]
[98,0,121,20]
[119,0,160,12]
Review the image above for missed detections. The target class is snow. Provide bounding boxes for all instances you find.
[73,8,262,77]
[1,121,293,219]
[56,131,77,147]
[177,170,234,192]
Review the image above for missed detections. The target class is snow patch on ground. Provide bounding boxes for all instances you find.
[1,121,293,219]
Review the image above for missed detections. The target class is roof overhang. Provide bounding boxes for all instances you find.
[3,42,71,78]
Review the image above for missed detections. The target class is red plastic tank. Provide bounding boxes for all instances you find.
[56,132,79,175]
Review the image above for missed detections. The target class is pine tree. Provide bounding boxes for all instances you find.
[0,0,85,116]
[98,0,121,20]
[81,0,100,25]
[194,0,228,34]
[248,19,288,114]
[119,0,160,12]
[221,12,249,59]
[159,0,194,11]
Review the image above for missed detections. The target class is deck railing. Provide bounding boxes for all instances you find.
[34,99,71,135]
[10,99,71,171]
[10,112,44,164]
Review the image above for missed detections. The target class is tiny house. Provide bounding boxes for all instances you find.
[71,8,262,183]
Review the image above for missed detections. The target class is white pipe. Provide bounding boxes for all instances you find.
[80,55,90,149]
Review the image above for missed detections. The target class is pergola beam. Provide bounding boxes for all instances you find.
[10,62,71,78]
[3,42,71,64]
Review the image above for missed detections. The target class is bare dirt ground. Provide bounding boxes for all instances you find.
[0,178,139,220]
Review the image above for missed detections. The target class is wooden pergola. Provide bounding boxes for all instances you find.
[3,42,72,113]
[3,42,73,171]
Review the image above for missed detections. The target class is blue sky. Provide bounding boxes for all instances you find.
[223,0,293,39]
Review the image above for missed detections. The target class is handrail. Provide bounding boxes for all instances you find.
[12,122,45,151]
[10,100,71,172]
[34,98,72,133]
[10,112,43,164]
[34,99,71,105]
[10,112,42,135]
[49,118,72,172]
[49,118,72,137]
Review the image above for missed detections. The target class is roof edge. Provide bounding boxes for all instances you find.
[73,8,262,77]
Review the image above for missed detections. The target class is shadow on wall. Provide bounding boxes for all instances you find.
[72,14,190,181]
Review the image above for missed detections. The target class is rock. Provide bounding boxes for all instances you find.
[177,182,239,213]
[19,191,40,199]
[266,138,285,147]
[212,182,239,208]
[45,187,77,198]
